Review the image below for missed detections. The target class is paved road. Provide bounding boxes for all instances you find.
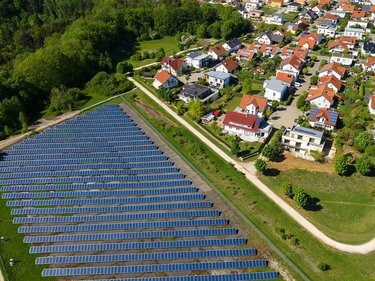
[128,76,375,254]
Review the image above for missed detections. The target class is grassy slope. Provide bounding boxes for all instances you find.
[260,168,375,244]
[125,89,375,281]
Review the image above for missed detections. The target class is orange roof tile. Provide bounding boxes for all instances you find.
[276,72,295,85]
[308,108,338,125]
[239,96,268,111]
[160,57,185,71]
[236,49,255,60]
[318,75,343,91]
[280,55,303,71]
[222,111,261,132]
[319,0,330,4]
[343,5,355,12]
[339,36,357,45]
[219,58,238,72]
[364,57,375,67]
[297,37,316,49]
[154,70,172,84]
[209,45,227,56]
[319,62,346,78]
[352,11,366,18]
[306,86,341,105]
[371,96,375,109]
[325,13,339,21]
[328,40,348,50]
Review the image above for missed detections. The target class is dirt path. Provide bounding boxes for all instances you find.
[128,77,375,254]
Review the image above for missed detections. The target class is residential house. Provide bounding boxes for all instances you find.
[178,83,219,104]
[276,72,295,85]
[328,36,357,53]
[318,62,346,79]
[301,32,322,43]
[363,57,375,71]
[347,20,368,29]
[319,0,330,5]
[248,42,280,58]
[308,108,339,130]
[305,85,341,108]
[368,95,375,114]
[341,4,355,13]
[248,10,264,21]
[185,52,211,69]
[301,9,318,21]
[297,37,317,50]
[222,38,242,54]
[284,22,299,33]
[215,58,239,74]
[160,57,188,76]
[329,10,347,18]
[297,17,309,28]
[362,42,375,55]
[330,52,354,67]
[324,13,339,24]
[280,47,308,61]
[317,21,337,37]
[263,77,289,101]
[237,95,268,117]
[351,11,367,21]
[205,71,231,89]
[312,5,325,16]
[286,2,302,11]
[222,111,272,141]
[265,13,285,25]
[257,31,284,44]
[294,0,306,5]
[245,1,260,11]
[279,55,303,77]
[363,5,375,12]
[343,28,365,40]
[281,126,326,156]
[318,75,343,93]
[236,49,256,63]
[268,0,283,8]
[208,45,227,61]
[152,70,179,90]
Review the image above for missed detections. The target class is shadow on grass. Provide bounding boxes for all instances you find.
[304,196,323,212]
[272,154,286,163]
[264,168,280,176]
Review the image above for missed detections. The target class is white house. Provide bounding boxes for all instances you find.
[265,13,284,25]
[279,55,303,77]
[263,77,289,101]
[305,85,341,108]
[222,38,242,54]
[215,58,239,74]
[237,95,268,118]
[317,25,337,37]
[205,71,231,89]
[318,75,342,93]
[222,111,272,142]
[363,57,375,71]
[344,28,365,40]
[152,70,179,90]
[208,45,227,60]
[282,126,326,157]
[329,52,354,67]
[308,107,339,130]
[318,62,346,80]
[286,2,302,12]
[160,57,188,76]
[185,51,211,69]
[347,20,368,29]
[257,31,284,44]
[369,96,375,114]
[329,10,347,18]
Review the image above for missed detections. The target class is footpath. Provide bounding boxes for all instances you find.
[127,77,375,255]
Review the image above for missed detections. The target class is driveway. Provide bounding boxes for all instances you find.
[270,57,322,129]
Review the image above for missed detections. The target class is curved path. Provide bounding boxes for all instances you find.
[128,77,375,254]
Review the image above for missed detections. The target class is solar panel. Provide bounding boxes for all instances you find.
[41,260,265,276]
[23,135,147,144]
[11,140,154,149]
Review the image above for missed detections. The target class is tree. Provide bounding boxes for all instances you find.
[254,158,267,174]
[296,92,308,109]
[317,262,330,272]
[310,75,319,85]
[334,154,349,176]
[231,137,241,156]
[310,56,317,61]
[354,131,374,152]
[302,68,308,75]
[261,144,280,161]
[116,61,133,74]
[355,155,373,176]
[293,187,309,208]
[310,150,325,163]
[187,99,205,120]
[280,181,293,198]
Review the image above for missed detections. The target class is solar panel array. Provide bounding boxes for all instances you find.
[0,104,278,280]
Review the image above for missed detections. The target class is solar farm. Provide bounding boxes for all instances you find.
[0,104,279,280]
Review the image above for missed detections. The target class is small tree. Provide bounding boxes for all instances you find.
[280,181,293,198]
[293,187,309,208]
[261,144,279,160]
[310,75,319,85]
[355,155,373,176]
[185,75,190,82]
[354,131,374,152]
[296,92,308,109]
[317,262,330,272]
[254,158,267,174]
[310,150,325,162]
[302,68,308,75]
[231,137,241,156]
[334,154,349,176]
[187,99,205,120]
[116,61,133,74]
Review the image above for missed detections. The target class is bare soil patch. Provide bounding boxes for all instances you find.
[134,100,176,127]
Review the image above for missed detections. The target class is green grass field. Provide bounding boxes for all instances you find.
[124,89,375,281]
[260,6,279,15]
[284,12,299,22]
[260,168,375,244]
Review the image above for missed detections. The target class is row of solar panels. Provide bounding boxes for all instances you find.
[12,201,210,215]
[41,260,267,276]
[0,160,172,173]
[1,149,162,161]
[24,134,147,143]
[0,172,185,185]
[24,228,237,243]
[12,140,153,149]
[83,273,278,281]
[19,219,228,233]
[75,114,131,119]
[63,119,134,124]
[1,166,176,179]
[13,209,216,224]
[34,131,142,139]
[36,249,256,264]
[53,123,136,129]
[30,238,246,253]
[8,193,201,207]
[3,145,158,155]
[4,186,195,199]
[2,179,191,192]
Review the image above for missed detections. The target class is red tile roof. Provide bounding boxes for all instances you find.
[160,57,185,71]
[342,5,355,12]
[319,0,330,4]
[318,75,343,91]
[222,111,261,132]
[308,108,338,126]
[154,70,172,84]
[239,96,268,111]
[371,96,375,109]
[306,86,341,105]
[339,36,357,45]
[209,45,227,56]
[280,55,303,71]
[328,40,348,50]
[297,37,316,49]
[276,72,295,85]
[219,57,239,72]
[236,49,255,60]
[319,62,346,78]
[352,11,366,18]
[364,57,375,67]
[325,13,339,21]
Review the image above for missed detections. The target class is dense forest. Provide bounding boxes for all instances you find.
[0,0,250,138]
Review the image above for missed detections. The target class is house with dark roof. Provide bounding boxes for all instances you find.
[286,2,302,12]
[284,22,299,34]
[308,108,339,130]
[301,9,318,20]
[362,42,375,56]
[185,51,211,69]
[178,83,219,104]
[152,70,179,90]
[257,31,284,45]
[160,57,188,76]
[222,38,242,54]
[222,111,272,141]
[237,95,268,117]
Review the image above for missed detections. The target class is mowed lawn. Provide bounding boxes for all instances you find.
[259,168,375,244]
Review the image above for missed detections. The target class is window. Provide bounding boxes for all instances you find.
[297,135,303,140]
